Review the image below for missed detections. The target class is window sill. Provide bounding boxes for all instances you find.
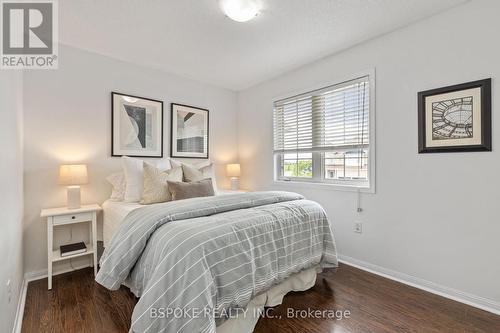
[272,180,375,194]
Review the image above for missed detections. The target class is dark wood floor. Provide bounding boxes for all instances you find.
[22,264,500,333]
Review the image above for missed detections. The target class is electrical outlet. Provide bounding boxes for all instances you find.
[354,222,363,234]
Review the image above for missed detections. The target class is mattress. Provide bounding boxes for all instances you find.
[102,200,143,246]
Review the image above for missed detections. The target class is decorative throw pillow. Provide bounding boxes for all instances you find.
[106,172,126,201]
[141,164,183,204]
[170,159,218,192]
[167,179,215,201]
[181,163,205,182]
[122,156,172,202]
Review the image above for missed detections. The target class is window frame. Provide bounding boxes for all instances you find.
[272,69,376,193]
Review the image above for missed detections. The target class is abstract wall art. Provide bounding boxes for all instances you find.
[112,92,163,157]
[170,103,209,159]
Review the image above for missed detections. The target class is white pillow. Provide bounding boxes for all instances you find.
[155,158,172,171]
[122,156,172,202]
[106,172,126,201]
[170,159,218,192]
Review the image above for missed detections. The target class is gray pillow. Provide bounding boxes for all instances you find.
[167,179,215,201]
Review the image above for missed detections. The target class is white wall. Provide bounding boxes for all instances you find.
[0,71,24,332]
[237,0,500,309]
[23,45,239,275]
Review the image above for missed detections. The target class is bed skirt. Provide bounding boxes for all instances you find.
[216,266,321,333]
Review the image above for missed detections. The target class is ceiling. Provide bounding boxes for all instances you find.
[59,0,466,91]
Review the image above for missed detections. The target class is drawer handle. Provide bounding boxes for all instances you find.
[71,216,76,219]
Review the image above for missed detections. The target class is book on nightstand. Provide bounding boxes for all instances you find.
[60,242,87,257]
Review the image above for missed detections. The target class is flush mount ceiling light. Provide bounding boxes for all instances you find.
[219,0,261,22]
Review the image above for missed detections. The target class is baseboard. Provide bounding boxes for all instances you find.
[12,278,27,333]
[14,258,499,332]
[338,255,500,316]
[13,263,92,333]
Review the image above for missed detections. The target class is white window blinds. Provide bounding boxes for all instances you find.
[273,76,370,154]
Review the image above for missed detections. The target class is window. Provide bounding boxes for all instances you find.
[273,75,373,189]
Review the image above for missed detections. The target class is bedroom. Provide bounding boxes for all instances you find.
[1,0,499,332]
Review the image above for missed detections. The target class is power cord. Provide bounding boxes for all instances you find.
[356,188,363,213]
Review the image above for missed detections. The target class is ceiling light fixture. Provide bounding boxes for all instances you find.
[219,0,261,23]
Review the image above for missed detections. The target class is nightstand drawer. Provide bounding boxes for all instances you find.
[53,212,93,225]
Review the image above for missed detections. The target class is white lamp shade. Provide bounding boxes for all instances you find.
[226,164,241,178]
[59,164,88,185]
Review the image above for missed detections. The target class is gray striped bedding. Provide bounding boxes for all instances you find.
[96,191,338,333]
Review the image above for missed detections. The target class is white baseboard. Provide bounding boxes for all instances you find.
[338,255,500,316]
[12,278,27,333]
[12,263,92,333]
[12,258,500,333]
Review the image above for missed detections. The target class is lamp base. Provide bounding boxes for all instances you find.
[230,177,239,191]
[67,186,81,209]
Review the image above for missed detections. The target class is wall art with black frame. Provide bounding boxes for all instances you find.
[170,103,209,159]
[418,78,491,153]
[111,92,163,157]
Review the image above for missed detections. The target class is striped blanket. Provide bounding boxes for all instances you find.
[96,191,338,333]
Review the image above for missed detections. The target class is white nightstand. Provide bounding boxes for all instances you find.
[41,204,101,290]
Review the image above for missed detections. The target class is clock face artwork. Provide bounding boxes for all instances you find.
[432,96,473,140]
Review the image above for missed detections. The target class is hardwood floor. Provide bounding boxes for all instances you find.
[22,264,500,333]
[22,268,136,332]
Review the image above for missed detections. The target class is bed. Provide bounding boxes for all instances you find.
[102,200,143,247]
[102,191,245,247]
[97,191,338,333]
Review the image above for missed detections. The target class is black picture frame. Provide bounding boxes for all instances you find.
[111,92,164,158]
[418,78,491,153]
[170,103,210,159]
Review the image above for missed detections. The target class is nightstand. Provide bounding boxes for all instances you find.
[41,204,101,290]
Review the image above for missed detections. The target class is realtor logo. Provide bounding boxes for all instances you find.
[1,0,58,69]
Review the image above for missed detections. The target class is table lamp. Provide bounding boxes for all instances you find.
[226,163,241,191]
[59,164,88,209]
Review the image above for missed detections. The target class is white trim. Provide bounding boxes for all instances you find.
[12,258,499,332]
[273,180,374,193]
[339,255,500,316]
[12,279,27,333]
[271,68,375,103]
[367,69,376,193]
[12,263,92,333]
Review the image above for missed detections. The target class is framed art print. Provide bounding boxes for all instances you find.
[418,79,491,153]
[171,103,209,159]
[111,92,163,157]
